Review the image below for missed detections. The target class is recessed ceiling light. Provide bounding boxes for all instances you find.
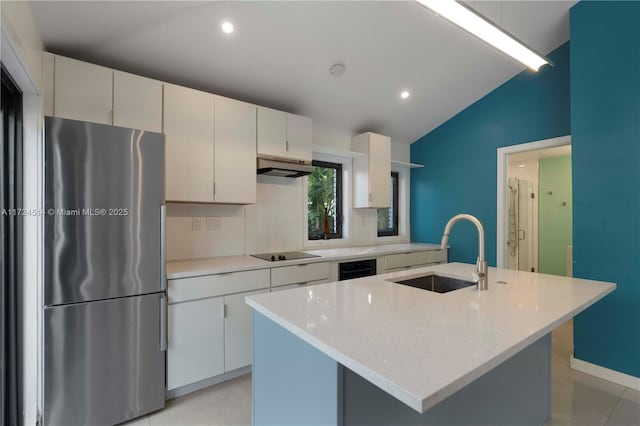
[416,0,550,71]
[221,21,234,34]
[400,90,410,99]
[518,164,526,168]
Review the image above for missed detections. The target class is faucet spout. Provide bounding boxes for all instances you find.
[440,214,488,290]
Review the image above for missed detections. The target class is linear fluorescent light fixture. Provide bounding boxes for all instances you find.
[416,0,550,71]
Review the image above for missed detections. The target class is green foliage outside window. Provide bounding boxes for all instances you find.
[308,161,342,239]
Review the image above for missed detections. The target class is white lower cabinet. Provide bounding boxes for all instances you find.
[167,269,269,392]
[224,289,268,372]
[383,250,448,273]
[271,262,330,288]
[167,297,225,390]
[271,279,329,292]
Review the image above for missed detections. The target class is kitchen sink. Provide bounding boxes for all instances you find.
[389,274,476,294]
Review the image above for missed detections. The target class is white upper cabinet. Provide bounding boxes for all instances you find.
[113,71,163,132]
[214,96,257,204]
[54,55,113,125]
[163,84,215,203]
[257,106,287,158]
[352,132,391,208]
[257,107,312,161]
[285,113,312,162]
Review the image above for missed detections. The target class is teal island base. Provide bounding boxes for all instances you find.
[252,311,551,426]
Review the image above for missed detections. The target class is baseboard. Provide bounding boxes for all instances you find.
[166,366,252,400]
[570,356,640,390]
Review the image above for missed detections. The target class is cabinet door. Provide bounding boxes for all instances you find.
[214,96,257,204]
[113,71,162,132]
[224,290,268,372]
[286,113,312,162]
[163,84,215,202]
[257,106,286,158]
[54,56,113,125]
[368,134,391,208]
[167,297,224,390]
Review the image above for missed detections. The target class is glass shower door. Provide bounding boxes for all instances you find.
[507,178,535,272]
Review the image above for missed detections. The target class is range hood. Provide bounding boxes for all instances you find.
[257,156,312,178]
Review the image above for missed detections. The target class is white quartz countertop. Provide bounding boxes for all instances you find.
[167,243,441,279]
[246,263,615,413]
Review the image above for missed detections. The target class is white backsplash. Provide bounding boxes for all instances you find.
[166,204,245,260]
[245,175,304,254]
[166,123,410,261]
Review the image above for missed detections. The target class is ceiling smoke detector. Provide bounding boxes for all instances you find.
[329,63,346,77]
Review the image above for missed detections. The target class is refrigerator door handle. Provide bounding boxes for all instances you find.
[160,204,167,291]
[160,295,167,352]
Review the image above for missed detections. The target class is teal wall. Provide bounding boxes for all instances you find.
[538,156,572,276]
[571,1,640,378]
[410,42,570,265]
[411,2,640,379]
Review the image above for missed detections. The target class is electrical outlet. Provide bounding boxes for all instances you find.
[206,217,221,231]
[192,217,203,231]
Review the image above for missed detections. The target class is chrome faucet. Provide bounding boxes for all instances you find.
[440,214,488,290]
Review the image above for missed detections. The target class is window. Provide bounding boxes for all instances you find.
[307,160,343,239]
[377,172,399,237]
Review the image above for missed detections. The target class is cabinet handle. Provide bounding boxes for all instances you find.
[213,182,216,196]
[222,303,227,319]
[160,205,166,290]
[159,296,167,351]
[297,282,307,286]
[368,193,372,202]
[286,140,289,152]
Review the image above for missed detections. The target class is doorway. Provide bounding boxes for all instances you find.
[497,136,572,275]
[1,64,24,426]
[507,145,572,275]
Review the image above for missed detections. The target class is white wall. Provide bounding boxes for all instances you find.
[166,122,411,260]
[1,1,45,90]
[1,2,45,425]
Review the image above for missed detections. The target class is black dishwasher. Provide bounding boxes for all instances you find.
[338,259,377,281]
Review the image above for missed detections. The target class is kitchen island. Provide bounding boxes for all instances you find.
[246,263,615,426]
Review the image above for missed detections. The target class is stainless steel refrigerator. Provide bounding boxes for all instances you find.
[42,117,167,426]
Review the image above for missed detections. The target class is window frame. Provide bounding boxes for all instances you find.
[377,171,399,237]
[307,160,343,240]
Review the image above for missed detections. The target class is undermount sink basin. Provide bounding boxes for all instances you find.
[390,274,476,294]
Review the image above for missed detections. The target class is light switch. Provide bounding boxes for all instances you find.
[192,217,203,231]
[206,217,221,231]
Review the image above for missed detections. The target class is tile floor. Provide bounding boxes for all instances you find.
[125,321,639,426]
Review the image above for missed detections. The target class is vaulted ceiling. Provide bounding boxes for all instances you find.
[30,1,575,143]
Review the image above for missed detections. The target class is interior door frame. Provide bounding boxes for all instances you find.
[2,22,44,426]
[496,135,571,268]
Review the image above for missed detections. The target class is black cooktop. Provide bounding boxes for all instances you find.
[251,251,320,262]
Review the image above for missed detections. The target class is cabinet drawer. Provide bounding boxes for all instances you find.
[385,250,446,270]
[168,269,270,303]
[385,262,446,274]
[271,278,329,292]
[425,249,447,264]
[271,262,330,288]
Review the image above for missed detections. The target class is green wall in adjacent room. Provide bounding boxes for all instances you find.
[538,156,572,276]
